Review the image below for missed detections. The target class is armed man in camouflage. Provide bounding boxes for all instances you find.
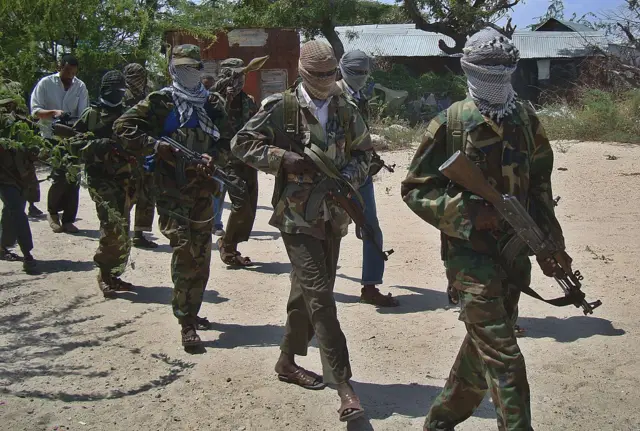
[336,50,398,307]
[214,58,260,267]
[114,45,230,349]
[0,80,43,273]
[401,28,571,431]
[72,70,149,298]
[231,40,371,423]
[123,63,158,249]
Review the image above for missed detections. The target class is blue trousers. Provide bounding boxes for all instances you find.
[359,177,384,285]
[213,187,227,230]
[0,184,33,255]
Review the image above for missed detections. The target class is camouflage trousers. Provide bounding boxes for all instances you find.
[426,248,533,431]
[158,195,213,326]
[220,160,258,247]
[280,223,352,385]
[88,178,133,277]
[133,171,156,232]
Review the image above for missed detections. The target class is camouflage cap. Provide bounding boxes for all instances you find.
[172,44,203,66]
[220,58,245,72]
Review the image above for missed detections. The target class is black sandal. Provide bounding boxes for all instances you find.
[1,249,23,262]
[181,325,203,348]
[360,287,399,307]
[195,316,211,330]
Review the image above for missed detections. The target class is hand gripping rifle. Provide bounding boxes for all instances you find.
[439,151,602,315]
[159,136,247,201]
[302,143,394,261]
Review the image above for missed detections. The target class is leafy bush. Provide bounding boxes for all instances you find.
[371,64,466,101]
[539,88,640,144]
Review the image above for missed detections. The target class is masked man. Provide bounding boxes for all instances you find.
[214,58,260,267]
[231,41,372,423]
[401,28,571,430]
[71,71,148,297]
[123,63,158,249]
[114,45,230,350]
[336,50,398,307]
[0,80,43,273]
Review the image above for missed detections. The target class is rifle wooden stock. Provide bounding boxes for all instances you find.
[439,151,503,205]
[53,123,78,138]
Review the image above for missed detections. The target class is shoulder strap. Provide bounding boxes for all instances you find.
[283,90,299,141]
[339,101,353,153]
[445,101,466,157]
[516,101,535,157]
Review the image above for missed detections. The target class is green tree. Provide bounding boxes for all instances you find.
[235,0,408,59]
[602,0,640,48]
[0,0,231,98]
[402,0,519,54]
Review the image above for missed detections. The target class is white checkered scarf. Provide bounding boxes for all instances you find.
[167,61,219,139]
[461,28,520,121]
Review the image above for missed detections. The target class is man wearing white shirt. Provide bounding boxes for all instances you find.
[30,54,89,233]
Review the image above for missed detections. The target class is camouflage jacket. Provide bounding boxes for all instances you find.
[123,88,147,110]
[401,97,564,255]
[337,79,390,177]
[73,104,145,182]
[227,91,258,134]
[231,83,372,239]
[336,80,370,125]
[114,89,230,204]
[0,110,39,191]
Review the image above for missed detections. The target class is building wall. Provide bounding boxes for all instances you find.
[165,29,300,102]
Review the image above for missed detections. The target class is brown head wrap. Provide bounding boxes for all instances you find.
[123,63,147,97]
[298,41,340,100]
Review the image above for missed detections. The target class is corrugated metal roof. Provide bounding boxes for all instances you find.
[317,24,609,59]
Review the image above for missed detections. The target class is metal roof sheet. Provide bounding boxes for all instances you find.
[320,25,609,59]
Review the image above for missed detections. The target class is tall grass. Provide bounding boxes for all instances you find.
[539,89,640,144]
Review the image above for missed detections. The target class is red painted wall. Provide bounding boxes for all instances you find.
[165,29,300,102]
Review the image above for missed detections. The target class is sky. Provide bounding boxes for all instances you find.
[377,0,628,28]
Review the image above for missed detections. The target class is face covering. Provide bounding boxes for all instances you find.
[298,40,339,101]
[339,50,370,92]
[461,28,521,121]
[99,70,126,108]
[167,61,219,139]
[123,63,147,97]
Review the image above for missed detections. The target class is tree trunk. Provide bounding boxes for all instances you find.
[320,20,345,59]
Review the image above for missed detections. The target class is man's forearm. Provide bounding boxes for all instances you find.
[34,110,58,120]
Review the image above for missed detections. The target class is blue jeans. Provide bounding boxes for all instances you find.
[213,187,227,229]
[0,184,33,255]
[359,176,384,285]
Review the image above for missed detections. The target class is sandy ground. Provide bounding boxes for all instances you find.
[0,141,639,431]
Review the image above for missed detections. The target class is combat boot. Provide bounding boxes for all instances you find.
[97,271,118,299]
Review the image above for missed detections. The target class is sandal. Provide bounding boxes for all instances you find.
[277,367,326,390]
[360,287,399,307]
[338,393,365,422]
[195,316,211,330]
[181,325,203,348]
[1,249,23,262]
[217,239,252,267]
[97,275,118,299]
[112,278,135,292]
[514,324,526,337]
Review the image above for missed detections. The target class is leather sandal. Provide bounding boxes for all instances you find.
[338,393,364,422]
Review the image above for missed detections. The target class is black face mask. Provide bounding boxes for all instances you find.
[100,88,126,107]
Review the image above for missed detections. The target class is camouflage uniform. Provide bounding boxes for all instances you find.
[123,86,157,235]
[219,89,258,246]
[114,45,229,327]
[231,83,372,384]
[0,91,39,261]
[73,101,146,285]
[402,97,563,430]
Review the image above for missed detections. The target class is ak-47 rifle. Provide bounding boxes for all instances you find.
[159,136,247,201]
[291,141,393,261]
[439,151,602,315]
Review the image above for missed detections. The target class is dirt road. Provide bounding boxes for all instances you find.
[1,141,638,431]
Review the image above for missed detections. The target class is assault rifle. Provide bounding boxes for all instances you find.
[439,151,602,315]
[158,136,247,200]
[301,144,394,261]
